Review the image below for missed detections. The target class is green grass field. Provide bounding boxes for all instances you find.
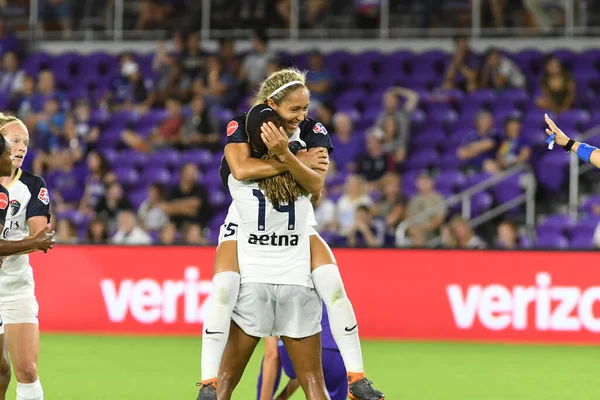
[5,334,600,399]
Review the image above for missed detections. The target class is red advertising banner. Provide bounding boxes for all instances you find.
[31,246,600,344]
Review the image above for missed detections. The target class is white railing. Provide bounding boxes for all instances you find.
[395,163,536,248]
[22,0,598,41]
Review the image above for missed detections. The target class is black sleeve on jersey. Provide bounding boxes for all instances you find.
[303,119,334,154]
[225,115,249,145]
[0,185,8,227]
[25,176,51,222]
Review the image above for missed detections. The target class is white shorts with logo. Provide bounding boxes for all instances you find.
[0,297,39,333]
[232,283,322,338]
[218,202,319,245]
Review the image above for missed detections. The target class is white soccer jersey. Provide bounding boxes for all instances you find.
[229,174,314,288]
[0,169,50,300]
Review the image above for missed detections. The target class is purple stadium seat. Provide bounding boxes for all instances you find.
[535,233,568,249]
[466,172,493,189]
[471,191,493,217]
[140,167,171,186]
[439,150,461,169]
[208,189,229,210]
[570,217,600,237]
[491,175,523,204]
[580,195,600,213]
[115,150,148,169]
[128,189,148,211]
[570,233,594,249]
[535,151,570,192]
[181,149,214,169]
[405,149,439,171]
[536,214,576,236]
[412,129,446,151]
[555,109,591,131]
[147,149,179,169]
[113,167,140,188]
[496,88,529,107]
[434,170,466,192]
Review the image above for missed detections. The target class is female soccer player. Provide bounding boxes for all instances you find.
[198,69,384,400]
[0,114,54,400]
[257,305,347,400]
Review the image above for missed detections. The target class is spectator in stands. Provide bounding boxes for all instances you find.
[192,55,238,108]
[266,57,282,77]
[86,217,109,244]
[355,0,380,30]
[111,210,153,245]
[9,74,35,120]
[535,56,575,114]
[375,86,419,162]
[494,116,531,171]
[159,221,179,245]
[138,183,169,232]
[457,110,499,173]
[32,69,67,114]
[0,51,24,96]
[0,18,19,57]
[443,216,487,249]
[94,181,133,234]
[346,204,386,247]
[442,35,479,92]
[135,0,176,30]
[337,174,373,236]
[109,54,156,112]
[314,101,334,133]
[305,50,332,106]
[380,114,406,165]
[79,151,115,215]
[405,172,447,242]
[178,94,220,152]
[478,48,526,90]
[355,127,395,185]
[31,97,67,173]
[122,97,184,153]
[38,0,71,32]
[218,38,240,77]
[160,162,211,230]
[313,185,338,234]
[241,29,273,92]
[496,220,520,249]
[153,36,184,105]
[373,172,406,244]
[56,219,78,244]
[183,223,207,245]
[179,32,208,93]
[330,112,361,172]
[68,99,100,152]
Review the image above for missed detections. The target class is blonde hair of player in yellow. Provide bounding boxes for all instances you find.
[254,68,310,206]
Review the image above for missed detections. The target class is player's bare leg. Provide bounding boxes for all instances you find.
[198,240,240,398]
[216,321,260,400]
[281,334,330,400]
[5,323,42,400]
[310,235,384,400]
[0,333,11,400]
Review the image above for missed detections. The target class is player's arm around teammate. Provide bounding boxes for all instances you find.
[545,113,600,167]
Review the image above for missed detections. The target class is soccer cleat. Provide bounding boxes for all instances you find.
[196,378,217,400]
[348,372,384,400]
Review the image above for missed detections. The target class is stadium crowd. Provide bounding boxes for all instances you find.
[1,20,600,249]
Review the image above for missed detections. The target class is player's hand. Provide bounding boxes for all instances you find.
[33,226,55,253]
[261,121,290,159]
[296,148,329,172]
[545,113,570,147]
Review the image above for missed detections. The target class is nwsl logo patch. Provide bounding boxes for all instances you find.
[313,123,328,135]
[38,188,49,205]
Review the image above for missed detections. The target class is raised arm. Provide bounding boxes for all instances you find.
[545,113,600,169]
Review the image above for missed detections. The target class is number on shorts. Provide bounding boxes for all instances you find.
[223,222,238,237]
[252,189,296,231]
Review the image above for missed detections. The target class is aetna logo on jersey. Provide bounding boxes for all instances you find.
[248,232,299,246]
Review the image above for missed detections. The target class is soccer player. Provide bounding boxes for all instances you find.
[216,101,329,399]
[0,114,54,400]
[545,113,600,167]
[257,305,347,400]
[198,69,384,400]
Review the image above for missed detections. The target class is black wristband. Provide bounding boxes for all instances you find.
[564,138,575,152]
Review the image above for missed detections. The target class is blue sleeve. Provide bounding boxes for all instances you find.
[225,117,248,145]
[26,177,51,222]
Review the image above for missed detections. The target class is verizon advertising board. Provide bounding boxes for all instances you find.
[31,246,600,344]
